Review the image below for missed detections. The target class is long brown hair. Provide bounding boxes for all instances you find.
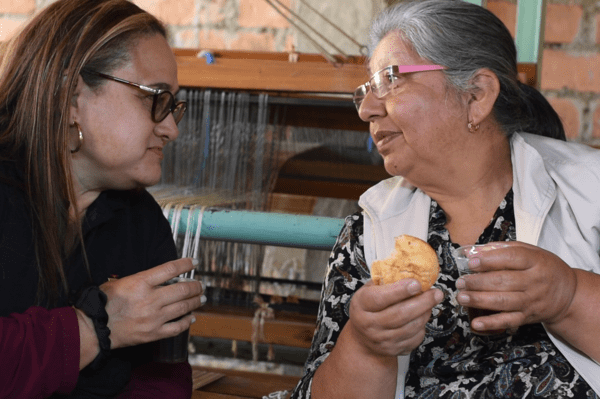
[0,0,167,306]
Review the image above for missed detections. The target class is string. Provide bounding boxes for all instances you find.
[262,0,339,64]
[297,0,367,55]
[181,204,196,258]
[190,206,207,281]
[171,203,185,242]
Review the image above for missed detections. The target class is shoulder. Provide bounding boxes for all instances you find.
[515,132,600,168]
[100,189,172,245]
[104,189,165,220]
[514,133,600,197]
[359,175,420,218]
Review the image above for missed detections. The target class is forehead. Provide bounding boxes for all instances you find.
[127,33,179,91]
[368,31,424,75]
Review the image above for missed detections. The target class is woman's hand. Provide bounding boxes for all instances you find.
[347,278,444,358]
[455,241,577,333]
[100,258,204,349]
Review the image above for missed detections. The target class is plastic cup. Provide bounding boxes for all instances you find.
[151,277,194,363]
[455,244,506,336]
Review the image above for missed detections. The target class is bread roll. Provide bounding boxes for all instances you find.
[371,234,439,291]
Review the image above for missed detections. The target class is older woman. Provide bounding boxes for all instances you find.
[0,0,203,397]
[291,1,600,398]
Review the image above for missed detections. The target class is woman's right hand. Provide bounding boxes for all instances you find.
[347,279,443,358]
[99,258,203,349]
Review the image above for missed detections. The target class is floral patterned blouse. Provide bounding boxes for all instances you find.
[290,190,597,399]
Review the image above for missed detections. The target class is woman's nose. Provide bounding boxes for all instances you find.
[357,91,387,122]
[155,113,180,142]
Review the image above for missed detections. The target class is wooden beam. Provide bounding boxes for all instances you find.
[191,305,317,349]
[175,52,367,95]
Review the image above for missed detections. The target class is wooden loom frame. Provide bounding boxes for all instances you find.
[177,0,548,378]
[176,49,539,353]
[174,49,537,202]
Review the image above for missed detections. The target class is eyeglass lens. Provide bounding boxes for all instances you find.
[153,91,187,124]
[352,67,399,111]
[353,65,445,112]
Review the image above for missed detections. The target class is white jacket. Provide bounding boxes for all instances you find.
[358,132,600,397]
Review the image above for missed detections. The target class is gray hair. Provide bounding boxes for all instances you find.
[368,0,565,140]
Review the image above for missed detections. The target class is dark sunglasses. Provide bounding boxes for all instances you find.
[83,70,187,124]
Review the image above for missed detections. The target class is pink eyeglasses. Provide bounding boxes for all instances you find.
[353,64,447,111]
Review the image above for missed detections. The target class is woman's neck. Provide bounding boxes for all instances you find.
[422,135,513,246]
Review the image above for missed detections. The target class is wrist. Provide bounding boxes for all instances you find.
[71,285,112,370]
[342,321,398,368]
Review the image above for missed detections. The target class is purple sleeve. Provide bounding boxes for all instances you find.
[115,361,193,398]
[0,306,80,397]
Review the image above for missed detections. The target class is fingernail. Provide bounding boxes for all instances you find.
[468,257,480,270]
[455,278,466,289]
[192,258,199,267]
[472,320,484,330]
[200,295,207,305]
[191,316,196,324]
[407,281,421,295]
[457,293,470,303]
[434,290,444,303]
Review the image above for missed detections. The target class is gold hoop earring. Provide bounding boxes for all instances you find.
[70,121,83,153]
[468,121,480,133]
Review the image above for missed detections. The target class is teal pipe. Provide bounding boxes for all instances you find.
[167,207,345,251]
[462,0,485,6]
[516,0,545,64]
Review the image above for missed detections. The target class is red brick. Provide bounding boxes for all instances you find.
[547,97,580,140]
[540,49,600,93]
[132,0,158,15]
[0,17,25,41]
[487,0,516,38]
[544,4,582,44]
[198,29,227,50]
[230,31,276,51]
[199,0,228,25]
[172,29,197,49]
[0,0,35,14]
[155,0,195,25]
[238,0,290,29]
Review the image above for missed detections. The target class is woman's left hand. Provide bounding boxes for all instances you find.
[455,241,577,333]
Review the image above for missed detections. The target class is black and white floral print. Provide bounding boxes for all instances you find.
[290,190,597,399]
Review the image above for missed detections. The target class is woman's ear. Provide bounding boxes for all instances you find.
[69,74,86,122]
[466,68,500,126]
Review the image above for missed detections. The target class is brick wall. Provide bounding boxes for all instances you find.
[1,0,599,145]
[487,0,600,145]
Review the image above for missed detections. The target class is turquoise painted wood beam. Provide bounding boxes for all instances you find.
[515,0,545,64]
[167,207,344,251]
[462,0,485,6]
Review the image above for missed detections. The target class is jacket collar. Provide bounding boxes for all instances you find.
[358,133,558,260]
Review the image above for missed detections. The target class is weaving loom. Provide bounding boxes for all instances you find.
[158,1,548,389]
[146,49,387,368]
[153,49,384,289]
[152,49,540,364]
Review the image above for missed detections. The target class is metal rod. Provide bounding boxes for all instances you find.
[297,0,367,55]
[262,0,340,64]
[166,207,344,251]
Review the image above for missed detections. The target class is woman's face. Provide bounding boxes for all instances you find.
[359,32,469,184]
[70,33,180,193]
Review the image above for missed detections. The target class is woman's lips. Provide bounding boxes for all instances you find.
[148,147,164,160]
[374,131,403,152]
